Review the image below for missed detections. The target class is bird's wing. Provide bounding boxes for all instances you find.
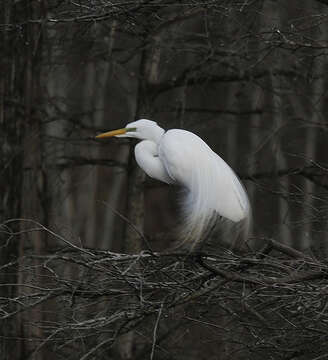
[159,129,250,223]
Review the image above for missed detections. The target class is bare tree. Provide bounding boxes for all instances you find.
[2,1,328,359]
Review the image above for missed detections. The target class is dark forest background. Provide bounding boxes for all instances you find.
[2,1,328,359]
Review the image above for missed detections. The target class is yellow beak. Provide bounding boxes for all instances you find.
[95,128,127,139]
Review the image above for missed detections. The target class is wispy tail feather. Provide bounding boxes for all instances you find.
[176,154,252,250]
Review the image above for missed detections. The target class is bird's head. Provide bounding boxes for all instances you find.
[96,119,164,143]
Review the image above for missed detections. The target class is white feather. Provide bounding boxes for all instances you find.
[135,141,173,184]
[159,129,251,247]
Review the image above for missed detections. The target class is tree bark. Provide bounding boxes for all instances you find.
[117,32,163,360]
[18,1,47,358]
[123,45,152,254]
[0,2,23,358]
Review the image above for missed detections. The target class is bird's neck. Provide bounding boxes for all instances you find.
[148,125,165,144]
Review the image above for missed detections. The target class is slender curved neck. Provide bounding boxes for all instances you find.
[148,125,165,144]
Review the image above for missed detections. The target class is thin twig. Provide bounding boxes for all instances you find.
[150,303,164,360]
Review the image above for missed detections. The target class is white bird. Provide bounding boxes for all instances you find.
[96,119,251,249]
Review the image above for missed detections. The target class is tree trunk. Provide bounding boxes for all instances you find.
[117,33,163,360]
[0,2,23,358]
[123,45,153,254]
[18,1,47,358]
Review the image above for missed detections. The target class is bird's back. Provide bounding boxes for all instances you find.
[159,129,250,247]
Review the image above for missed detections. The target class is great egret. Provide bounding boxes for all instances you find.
[96,119,251,249]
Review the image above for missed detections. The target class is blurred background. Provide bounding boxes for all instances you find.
[2,0,328,358]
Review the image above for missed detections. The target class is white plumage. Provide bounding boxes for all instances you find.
[96,119,251,248]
